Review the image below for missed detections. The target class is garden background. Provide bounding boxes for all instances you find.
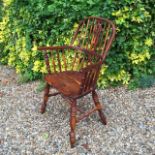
[0,0,155,89]
[0,1,155,154]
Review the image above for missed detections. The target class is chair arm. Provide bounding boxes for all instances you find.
[37,45,103,74]
[79,61,102,93]
[81,61,102,72]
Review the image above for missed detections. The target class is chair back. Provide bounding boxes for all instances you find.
[71,16,116,60]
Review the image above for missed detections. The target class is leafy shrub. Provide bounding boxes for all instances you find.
[129,74,155,89]
[0,0,155,88]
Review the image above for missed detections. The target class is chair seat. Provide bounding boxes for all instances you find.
[45,71,85,97]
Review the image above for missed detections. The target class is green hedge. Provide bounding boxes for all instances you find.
[0,0,155,88]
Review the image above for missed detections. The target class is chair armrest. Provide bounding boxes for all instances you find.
[81,61,102,72]
[38,45,102,59]
[79,61,102,94]
[37,45,103,74]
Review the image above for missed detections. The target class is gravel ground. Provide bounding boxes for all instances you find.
[0,65,155,155]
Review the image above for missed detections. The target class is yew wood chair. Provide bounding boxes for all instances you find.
[38,17,116,147]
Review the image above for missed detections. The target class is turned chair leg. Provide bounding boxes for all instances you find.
[69,99,77,148]
[92,90,107,125]
[40,83,50,113]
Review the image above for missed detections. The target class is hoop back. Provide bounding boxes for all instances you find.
[71,17,116,60]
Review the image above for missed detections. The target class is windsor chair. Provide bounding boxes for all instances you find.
[38,16,116,147]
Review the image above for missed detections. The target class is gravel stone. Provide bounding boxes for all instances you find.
[0,65,155,155]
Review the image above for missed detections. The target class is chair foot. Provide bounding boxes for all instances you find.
[92,90,107,125]
[69,99,77,148]
[40,104,46,114]
[70,131,76,148]
[98,110,107,125]
[40,83,50,114]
